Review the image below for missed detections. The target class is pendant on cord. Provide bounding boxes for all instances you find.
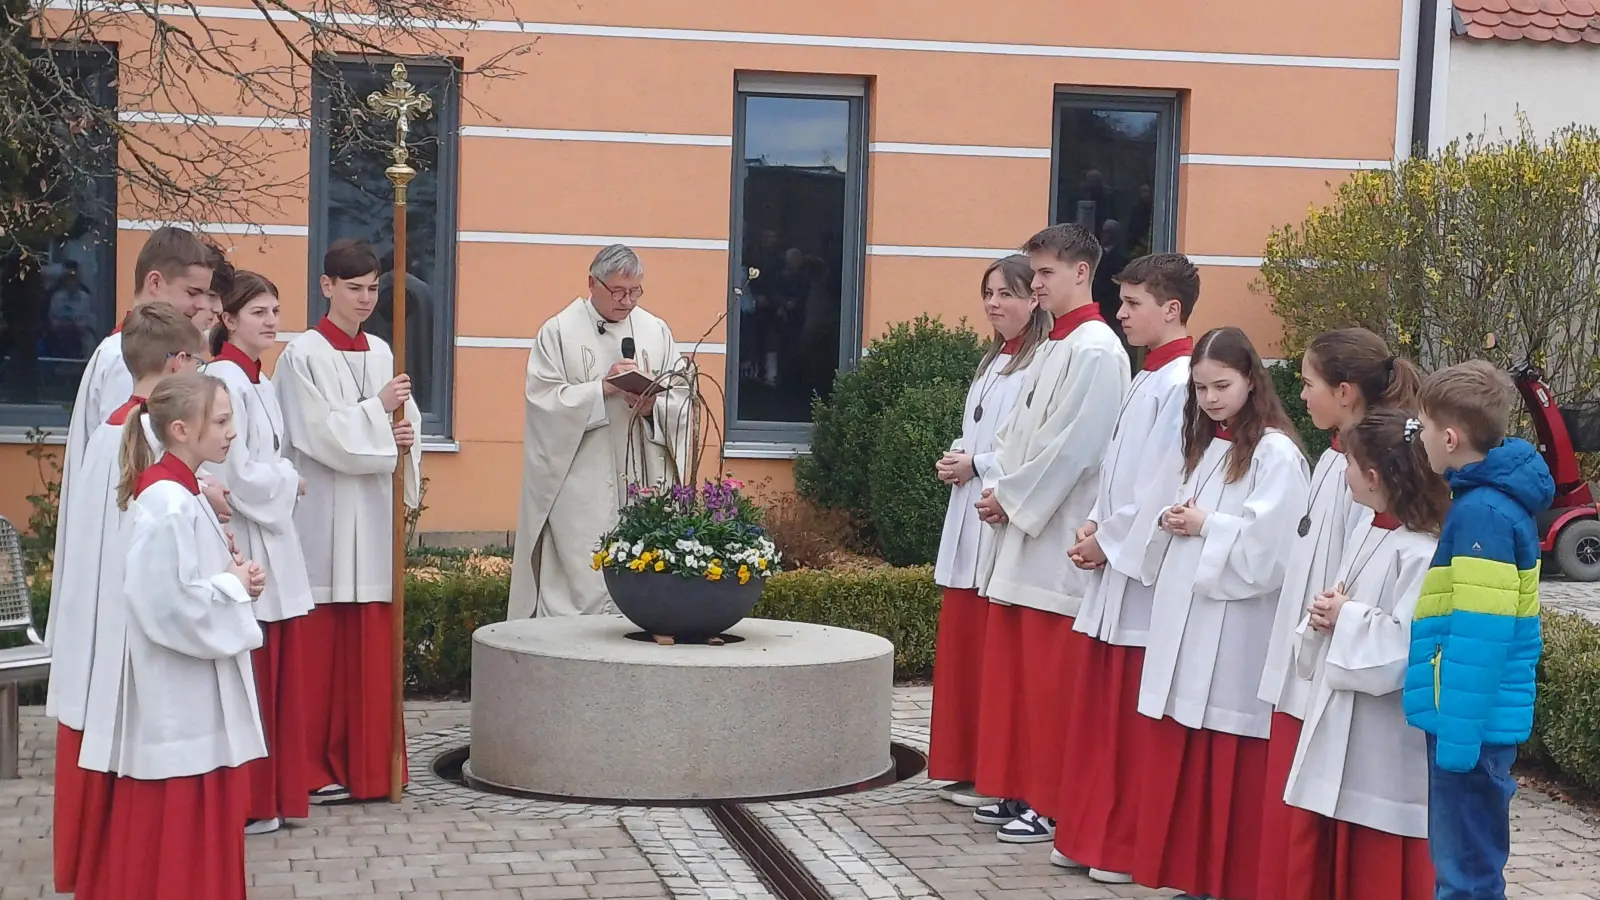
[974,405,983,422]
[1297,515,1311,537]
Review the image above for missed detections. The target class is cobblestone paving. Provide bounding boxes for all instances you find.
[2,624,1598,899]
[1542,577,1600,622]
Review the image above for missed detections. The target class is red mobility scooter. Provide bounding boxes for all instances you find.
[1512,358,1600,581]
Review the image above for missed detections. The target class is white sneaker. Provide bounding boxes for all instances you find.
[997,810,1056,844]
[244,816,282,836]
[1049,849,1086,869]
[309,783,350,804]
[1089,869,1133,884]
[936,782,995,808]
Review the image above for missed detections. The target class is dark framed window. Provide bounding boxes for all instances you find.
[0,47,119,428]
[725,75,868,444]
[310,55,459,438]
[1051,91,1180,347]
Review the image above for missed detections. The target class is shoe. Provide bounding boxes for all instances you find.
[973,798,1029,825]
[1049,849,1086,869]
[937,782,994,808]
[996,809,1056,844]
[309,783,351,804]
[1089,869,1133,884]
[244,816,282,836]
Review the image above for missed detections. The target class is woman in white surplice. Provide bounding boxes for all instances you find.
[1284,408,1446,900]
[1130,326,1309,900]
[509,244,693,620]
[926,254,1049,808]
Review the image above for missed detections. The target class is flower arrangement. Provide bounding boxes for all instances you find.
[593,477,781,585]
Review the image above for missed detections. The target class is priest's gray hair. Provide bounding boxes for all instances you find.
[589,243,644,281]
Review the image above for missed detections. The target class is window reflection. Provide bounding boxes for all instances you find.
[318,60,450,424]
[0,52,117,421]
[734,95,853,425]
[1055,105,1165,344]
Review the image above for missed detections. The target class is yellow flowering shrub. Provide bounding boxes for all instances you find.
[1259,123,1600,406]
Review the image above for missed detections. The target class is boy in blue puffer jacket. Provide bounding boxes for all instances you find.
[1410,360,1554,900]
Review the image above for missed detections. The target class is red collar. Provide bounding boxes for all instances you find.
[112,321,122,335]
[1330,431,1344,453]
[107,396,146,427]
[315,316,370,352]
[214,341,263,383]
[1143,336,1193,372]
[1372,511,1402,530]
[1214,422,1234,441]
[133,454,200,499]
[999,335,1025,354]
[1048,304,1104,340]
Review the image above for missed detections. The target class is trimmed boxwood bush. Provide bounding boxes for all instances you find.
[795,315,982,548]
[870,382,968,567]
[753,565,942,676]
[1530,611,1600,791]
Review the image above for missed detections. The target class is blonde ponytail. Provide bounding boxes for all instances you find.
[115,372,227,509]
[116,403,157,510]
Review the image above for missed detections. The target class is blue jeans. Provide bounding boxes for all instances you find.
[1427,734,1518,900]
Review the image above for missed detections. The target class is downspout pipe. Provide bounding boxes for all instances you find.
[1410,0,1439,157]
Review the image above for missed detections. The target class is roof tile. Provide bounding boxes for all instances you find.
[1455,0,1600,41]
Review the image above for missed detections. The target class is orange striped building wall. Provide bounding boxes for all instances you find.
[0,0,1422,541]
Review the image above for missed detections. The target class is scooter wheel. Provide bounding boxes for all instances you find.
[1555,519,1600,582]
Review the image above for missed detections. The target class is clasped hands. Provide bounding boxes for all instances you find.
[1307,582,1349,634]
[225,533,268,599]
[935,451,975,486]
[1160,497,1207,537]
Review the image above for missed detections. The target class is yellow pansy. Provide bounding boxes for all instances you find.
[706,563,724,581]
[654,560,666,572]
[737,565,751,585]
[591,551,606,571]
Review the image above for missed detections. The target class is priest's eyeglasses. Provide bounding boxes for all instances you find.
[596,278,644,302]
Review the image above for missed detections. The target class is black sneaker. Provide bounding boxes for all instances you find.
[996,809,1055,844]
[973,798,1029,825]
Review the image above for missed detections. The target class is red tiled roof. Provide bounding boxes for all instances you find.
[1455,0,1600,43]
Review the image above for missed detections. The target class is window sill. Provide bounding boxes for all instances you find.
[421,439,460,453]
[723,441,809,460]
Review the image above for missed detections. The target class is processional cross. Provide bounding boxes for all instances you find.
[366,62,433,805]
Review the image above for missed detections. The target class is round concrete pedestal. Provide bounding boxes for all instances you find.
[468,615,895,801]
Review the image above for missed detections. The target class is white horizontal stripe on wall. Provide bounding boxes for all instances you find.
[272,332,728,355]
[118,111,310,129]
[60,2,1400,71]
[1187,255,1267,267]
[459,232,729,251]
[868,142,1051,159]
[119,219,309,236]
[459,126,731,146]
[1180,153,1391,170]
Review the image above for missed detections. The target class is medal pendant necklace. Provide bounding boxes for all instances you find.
[1298,453,1341,538]
[972,361,1005,423]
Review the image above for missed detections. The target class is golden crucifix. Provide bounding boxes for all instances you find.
[366,62,432,805]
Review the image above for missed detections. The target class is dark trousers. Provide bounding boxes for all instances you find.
[1427,734,1518,900]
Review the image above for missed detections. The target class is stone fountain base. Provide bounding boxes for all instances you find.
[468,615,894,802]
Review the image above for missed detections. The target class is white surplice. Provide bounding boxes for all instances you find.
[88,478,265,778]
[1284,522,1435,838]
[201,358,315,622]
[44,411,154,732]
[979,321,1130,615]
[1073,354,1189,646]
[1138,430,1310,737]
[1259,446,1371,717]
[274,330,422,605]
[934,350,1031,590]
[507,299,693,620]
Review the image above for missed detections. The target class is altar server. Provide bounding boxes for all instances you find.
[75,371,267,900]
[1283,408,1447,900]
[203,271,315,833]
[928,255,1049,808]
[970,224,1129,843]
[1051,253,1198,883]
[1255,328,1422,897]
[46,304,203,893]
[1132,326,1309,900]
[275,238,421,803]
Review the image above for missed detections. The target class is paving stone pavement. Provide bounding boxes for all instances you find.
[2,635,1598,899]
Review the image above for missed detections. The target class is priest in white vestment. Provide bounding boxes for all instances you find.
[508,244,693,620]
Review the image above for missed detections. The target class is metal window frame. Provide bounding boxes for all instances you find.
[308,54,460,439]
[1048,89,1181,254]
[723,76,869,446]
[0,46,120,430]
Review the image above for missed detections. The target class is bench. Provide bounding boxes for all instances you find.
[0,517,49,779]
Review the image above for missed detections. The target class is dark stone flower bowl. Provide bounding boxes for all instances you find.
[603,568,765,642]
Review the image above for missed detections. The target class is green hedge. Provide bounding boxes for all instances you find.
[753,565,942,676]
[870,383,967,567]
[1530,612,1600,791]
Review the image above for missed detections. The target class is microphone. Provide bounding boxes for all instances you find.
[597,321,607,334]
[621,337,635,360]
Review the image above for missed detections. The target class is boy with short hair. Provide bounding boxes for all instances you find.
[1410,359,1554,900]
[1053,253,1198,882]
[969,223,1130,844]
[47,303,205,893]
[275,237,421,804]
[196,235,235,338]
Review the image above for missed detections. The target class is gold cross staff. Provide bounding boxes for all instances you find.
[367,61,432,805]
